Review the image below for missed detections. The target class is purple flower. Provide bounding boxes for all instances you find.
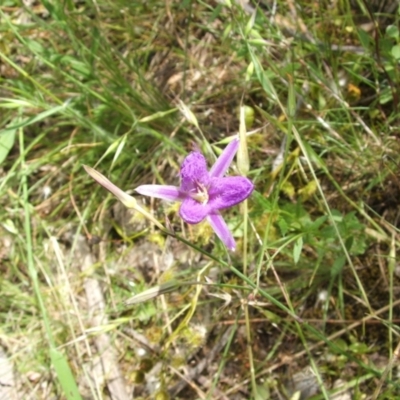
[135,138,254,251]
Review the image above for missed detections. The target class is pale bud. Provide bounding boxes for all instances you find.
[83,165,164,230]
[237,106,251,176]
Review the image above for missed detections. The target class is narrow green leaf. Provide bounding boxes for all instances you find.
[111,133,128,169]
[0,127,16,165]
[50,348,82,400]
[293,236,303,264]
[139,108,176,122]
[357,28,371,50]
[0,103,70,134]
[331,255,346,277]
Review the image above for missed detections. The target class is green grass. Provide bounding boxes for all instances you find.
[1,1,400,399]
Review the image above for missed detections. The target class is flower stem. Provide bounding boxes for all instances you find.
[242,199,257,396]
[243,199,248,276]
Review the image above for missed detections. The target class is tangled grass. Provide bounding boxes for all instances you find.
[0,1,400,399]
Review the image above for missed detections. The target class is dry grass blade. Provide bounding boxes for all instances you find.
[76,237,130,400]
[0,347,19,400]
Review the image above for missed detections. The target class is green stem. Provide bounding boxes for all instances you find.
[242,199,257,396]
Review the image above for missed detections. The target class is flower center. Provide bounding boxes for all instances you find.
[190,183,209,205]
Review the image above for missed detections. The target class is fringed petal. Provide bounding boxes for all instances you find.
[179,197,210,224]
[208,176,254,210]
[180,152,209,191]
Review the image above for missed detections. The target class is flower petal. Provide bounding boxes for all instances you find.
[207,213,236,251]
[135,185,185,201]
[180,152,210,191]
[208,176,254,210]
[179,197,210,224]
[209,138,239,178]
